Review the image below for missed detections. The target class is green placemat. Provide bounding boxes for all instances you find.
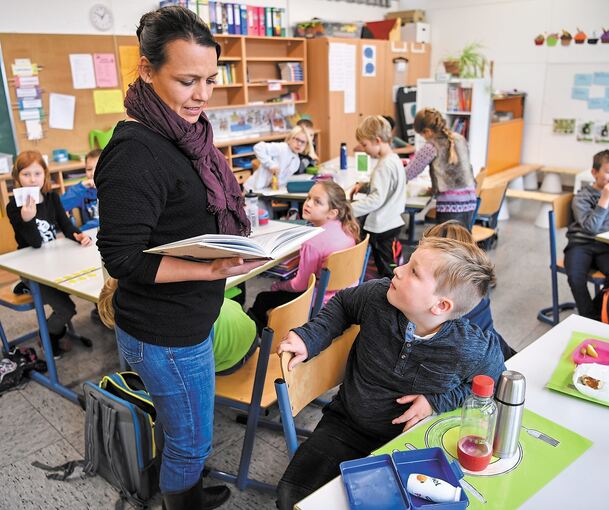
[546,331,609,407]
[374,408,592,510]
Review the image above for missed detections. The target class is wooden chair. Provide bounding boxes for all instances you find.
[311,235,371,317]
[472,182,509,249]
[475,167,488,196]
[274,325,360,458]
[210,274,316,492]
[537,209,605,325]
[0,284,39,354]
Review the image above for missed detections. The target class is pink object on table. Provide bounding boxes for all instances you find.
[572,339,609,366]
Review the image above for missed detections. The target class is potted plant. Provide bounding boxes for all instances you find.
[443,43,487,78]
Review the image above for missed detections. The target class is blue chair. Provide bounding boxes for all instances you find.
[210,275,316,492]
[310,235,370,318]
[537,209,605,325]
[274,326,360,458]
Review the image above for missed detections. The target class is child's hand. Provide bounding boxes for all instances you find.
[210,257,266,279]
[350,183,362,201]
[271,167,280,176]
[74,232,92,246]
[82,179,95,189]
[277,331,309,371]
[20,195,37,222]
[392,394,433,432]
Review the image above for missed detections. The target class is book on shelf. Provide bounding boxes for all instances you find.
[447,85,472,113]
[278,62,303,82]
[144,223,322,261]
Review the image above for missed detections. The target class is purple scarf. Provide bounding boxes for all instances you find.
[124,78,250,236]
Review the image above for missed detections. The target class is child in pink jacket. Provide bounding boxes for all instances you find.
[249,181,360,328]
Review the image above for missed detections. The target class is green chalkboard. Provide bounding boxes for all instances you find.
[0,49,18,157]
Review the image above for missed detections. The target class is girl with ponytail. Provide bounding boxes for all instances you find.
[249,181,359,327]
[407,108,477,227]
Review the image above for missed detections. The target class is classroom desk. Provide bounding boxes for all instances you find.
[295,314,609,510]
[0,232,102,403]
[595,231,609,244]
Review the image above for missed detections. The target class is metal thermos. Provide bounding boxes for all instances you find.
[493,370,526,458]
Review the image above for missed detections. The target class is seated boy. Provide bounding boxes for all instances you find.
[564,149,609,320]
[61,149,101,231]
[276,236,505,509]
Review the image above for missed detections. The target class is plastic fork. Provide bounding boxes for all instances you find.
[522,426,560,447]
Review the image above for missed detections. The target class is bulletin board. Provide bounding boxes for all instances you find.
[0,33,139,157]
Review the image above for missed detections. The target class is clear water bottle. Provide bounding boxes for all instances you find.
[340,142,348,170]
[457,375,497,472]
[244,189,259,229]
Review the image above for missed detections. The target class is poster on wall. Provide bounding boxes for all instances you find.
[576,120,594,142]
[553,119,576,134]
[594,122,609,144]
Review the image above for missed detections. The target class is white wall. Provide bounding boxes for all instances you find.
[402,0,609,167]
[0,0,397,35]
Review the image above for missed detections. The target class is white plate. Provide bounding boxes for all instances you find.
[573,363,609,402]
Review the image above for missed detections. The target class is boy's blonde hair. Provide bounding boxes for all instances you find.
[355,115,392,143]
[286,125,317,160]
[418,236,495,318]
[98,277,118,329]
[423,220,474,244]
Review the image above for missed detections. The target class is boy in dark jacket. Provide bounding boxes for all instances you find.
[276,236,505,509]
[564,150,609,319]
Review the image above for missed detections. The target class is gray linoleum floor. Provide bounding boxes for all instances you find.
[0,199,581,509]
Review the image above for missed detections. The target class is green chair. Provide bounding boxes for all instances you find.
[89,127,115,150]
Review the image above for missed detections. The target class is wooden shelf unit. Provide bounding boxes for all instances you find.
[303,38,430,162]
[487,94,526,175]
[207,35,307,109]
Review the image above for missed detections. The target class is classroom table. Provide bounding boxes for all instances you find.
[595,231,609,244]
[0,231,102,403]
[0,222,315,401]
[295,314,609,510]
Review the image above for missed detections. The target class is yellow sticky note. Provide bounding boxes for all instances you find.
[93,89,124,115]
[118,45,140,95]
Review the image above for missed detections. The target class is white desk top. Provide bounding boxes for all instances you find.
[595,231,609,244]
[296,314,609,510]
[0,231,101,287]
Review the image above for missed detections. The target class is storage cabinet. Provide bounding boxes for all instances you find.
[208,35,307,110]
[304,38,430,162]
[416,78,492,174]
[486,94,526,175]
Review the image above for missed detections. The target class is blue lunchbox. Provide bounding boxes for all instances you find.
[340,447,469,510]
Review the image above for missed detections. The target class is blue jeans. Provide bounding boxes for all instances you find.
[115,325,216,494]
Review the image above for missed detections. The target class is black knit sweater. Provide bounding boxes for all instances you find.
[95,121,224,346]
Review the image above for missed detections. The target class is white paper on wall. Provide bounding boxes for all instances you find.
[343,44,356,114]
[69,54,96,89]
[49,93,75,130]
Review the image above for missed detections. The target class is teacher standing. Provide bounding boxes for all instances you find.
[95,6,261,509]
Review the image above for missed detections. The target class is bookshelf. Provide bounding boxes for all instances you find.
[416,78,492,174]
[207,35,307,109]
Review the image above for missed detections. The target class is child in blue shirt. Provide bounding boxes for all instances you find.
[61,149,101,231]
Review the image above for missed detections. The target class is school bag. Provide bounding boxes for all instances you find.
[33,371,161,510]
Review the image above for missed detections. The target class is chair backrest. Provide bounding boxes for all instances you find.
[278,325,359,417]
[477,182,508,217]
[267,274,316,352]
[475,167,487,195]
[323,234,370,293]
[89,127,115,150]
[311,234,370,317]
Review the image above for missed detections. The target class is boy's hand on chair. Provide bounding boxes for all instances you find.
[392,394,433,432]
[74,232,92,247]
[277,331,309,371]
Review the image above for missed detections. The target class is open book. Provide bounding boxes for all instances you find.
[144,222,322,261]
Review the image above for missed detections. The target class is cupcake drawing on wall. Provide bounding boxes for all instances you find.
[588,30,599,44]
[574,28,586,44]
[601,28,609,43]
[547,32,559,46]
[560,30,572,46]
[534,33,545,46]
